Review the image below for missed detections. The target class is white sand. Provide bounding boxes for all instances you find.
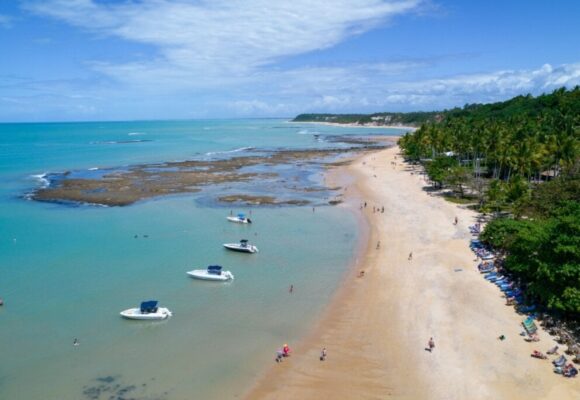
[246,146,579,399]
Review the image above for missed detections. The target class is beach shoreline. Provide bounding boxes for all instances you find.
[245,145,578,399]
[292,120,418,131]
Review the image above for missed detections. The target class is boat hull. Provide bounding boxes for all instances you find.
[187,270,234,281]
[223,244,258,253]
[227,217,249,224]
[120,307,172,320]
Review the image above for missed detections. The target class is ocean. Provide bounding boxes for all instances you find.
[0,119,405,399]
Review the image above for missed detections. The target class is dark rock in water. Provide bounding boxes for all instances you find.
[96,376,116,384]
[30,143,388,207]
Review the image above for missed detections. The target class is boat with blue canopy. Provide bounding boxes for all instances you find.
[227,213,252,224]
[223,239,258,253]
[120,300,173,320]
[187,265,234,281]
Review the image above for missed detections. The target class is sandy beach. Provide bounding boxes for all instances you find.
[294,121,418,131]
[246,145,579,399]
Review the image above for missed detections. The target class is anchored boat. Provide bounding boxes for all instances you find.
[227,213,252,224]
[120,300,172,320]
[187,265,234,281]
[223,239,258,253]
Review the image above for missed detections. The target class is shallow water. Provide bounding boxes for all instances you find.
[0,119,405,399]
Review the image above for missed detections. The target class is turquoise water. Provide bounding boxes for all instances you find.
[0,120,405,400]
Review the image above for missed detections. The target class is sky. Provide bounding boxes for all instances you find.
[0,0,579,122]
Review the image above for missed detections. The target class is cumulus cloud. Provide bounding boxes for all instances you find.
[383,63,580,107]
[224,62,580,115]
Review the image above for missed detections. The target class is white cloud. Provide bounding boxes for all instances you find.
[386,63,580,104]
[25,0,422,85]
[9,2,580,120]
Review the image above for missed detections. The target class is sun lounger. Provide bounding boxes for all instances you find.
[564,365,578,378]
[517,304,536,313]
[522,318,538,335]
[553,355,567,367]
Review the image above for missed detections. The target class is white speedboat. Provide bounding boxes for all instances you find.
[223,239,258,253]
[187,265,234,281]
[120,301,172,320]
[227,213,252,224]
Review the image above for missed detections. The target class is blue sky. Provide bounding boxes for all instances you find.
[0,0,579,122]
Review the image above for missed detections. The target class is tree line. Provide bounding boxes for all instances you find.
[398,87,579,316]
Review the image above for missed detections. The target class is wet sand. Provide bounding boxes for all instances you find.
[245,145,579,399]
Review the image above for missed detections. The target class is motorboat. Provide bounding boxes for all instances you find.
[120,300,172,320]
[227,213,252,224]
[187,265,234,281]
[223,239,258,253]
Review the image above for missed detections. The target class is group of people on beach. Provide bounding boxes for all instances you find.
[359,202,385,214]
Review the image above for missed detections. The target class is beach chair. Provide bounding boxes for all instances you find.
[505,289,522,298]
[553,355,567,367]
[564,365,578,378]
[517,304,536,313]
[522,318,538,335]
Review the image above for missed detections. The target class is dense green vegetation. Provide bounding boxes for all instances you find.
[480,194,580,316]
[398,87,580,317]
[293,111,441,126]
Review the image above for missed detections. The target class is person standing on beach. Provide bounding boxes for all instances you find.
[408,252,413,261]
[320,347,327,361]
[428,337,435,352]
[289,284,294,294]
[453,216,458,225]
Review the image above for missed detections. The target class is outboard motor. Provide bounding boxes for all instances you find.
[247,218,252,223]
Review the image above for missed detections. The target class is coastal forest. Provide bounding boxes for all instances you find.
[398,87,580,317]
[293,111,441,126]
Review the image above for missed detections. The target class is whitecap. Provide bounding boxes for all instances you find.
[205,147,253,156]
[30,173,50,188]
[128,132,146,136]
